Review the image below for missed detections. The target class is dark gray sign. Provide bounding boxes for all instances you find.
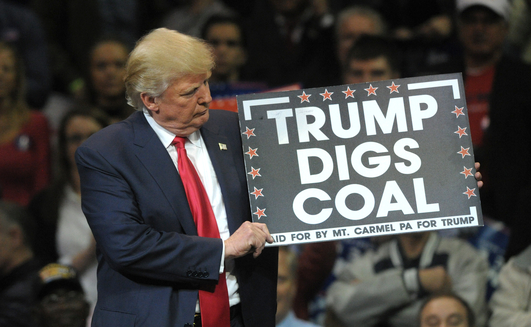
[237,73,483,246]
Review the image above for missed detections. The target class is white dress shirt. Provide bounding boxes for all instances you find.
[143,109,240,308]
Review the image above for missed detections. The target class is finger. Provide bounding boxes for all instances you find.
[254,222,270,234]
[253,242,266,258]
[255,223,274,242]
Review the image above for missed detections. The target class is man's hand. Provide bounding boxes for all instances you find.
[475,162,483,188]
[224,221,274,260]
[418,266,452,294]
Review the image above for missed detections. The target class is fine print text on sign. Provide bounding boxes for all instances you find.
[237,73,483,246]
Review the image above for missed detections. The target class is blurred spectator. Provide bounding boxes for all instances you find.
[293,241,336,322]
[342,34,401,85]
[85,36,134,124]
[388,0,454,42]
[30,0,167,98]
[419,293,475,327]
[29,108,109,309]
[506,0,531,64]
[325,232,489,327]
[488,244,531,327]
[41,35,131,135]
[200,15,269,101]
[334,6,387,68]
[201,15,248,83]
[421,0,531,233]
[330,0,454,42]
[0,200,41,327]
[162,0,235,37]
[34,263,91,327]
[0,0,51,109]
[277,246,320,327]
[333,0,459,77]
[242,0,339,88]
[466,217,509,302]
[0,41,51,206]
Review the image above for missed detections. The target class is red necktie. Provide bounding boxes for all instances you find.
[172,136,231,327]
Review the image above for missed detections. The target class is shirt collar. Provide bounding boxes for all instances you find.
[143,107,201,148]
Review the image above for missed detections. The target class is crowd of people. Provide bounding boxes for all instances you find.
[0,0,530,326]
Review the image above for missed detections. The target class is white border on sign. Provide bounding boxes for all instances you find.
[267,206,479,246]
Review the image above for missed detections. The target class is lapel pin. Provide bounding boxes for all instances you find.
[219,143,228,151]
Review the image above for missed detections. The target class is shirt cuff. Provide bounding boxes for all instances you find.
[220,240,225,274]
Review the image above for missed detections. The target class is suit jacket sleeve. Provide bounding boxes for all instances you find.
[75,118,223,286]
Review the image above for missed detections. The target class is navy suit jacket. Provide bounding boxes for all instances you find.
[75,110,278,327]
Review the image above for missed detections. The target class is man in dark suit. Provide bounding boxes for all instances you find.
[75,28,278,327]
[420,0,531,260]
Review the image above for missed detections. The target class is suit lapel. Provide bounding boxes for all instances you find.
[201,122,245,234]
[129,112,198,236]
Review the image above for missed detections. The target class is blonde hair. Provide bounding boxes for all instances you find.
[124,28,215,110]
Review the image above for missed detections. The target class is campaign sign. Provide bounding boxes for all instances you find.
[237,73,483,246]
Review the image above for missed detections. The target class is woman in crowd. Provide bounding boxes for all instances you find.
[0,41,51,206]
[29,107,109,309]
[84,36,134,124]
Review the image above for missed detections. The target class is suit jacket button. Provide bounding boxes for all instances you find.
[192,271,199,277]
[186,270,193,277]
[203,272,209,278]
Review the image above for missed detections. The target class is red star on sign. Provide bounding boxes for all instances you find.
[248,167,261,179]
[463,186,476,199]
[298,91,311,103]
[365,84,378,96]
[460,166,473,179]
[452,106,465,118]
[253,207,267,219]
[250,187,264,199]
[342,86,355,99]
[320,89,333,101]
[242,127,256,139]
[245,147,258,159]
[387,81,400,93]
[457,146,471,158]
[454,126,468,138]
